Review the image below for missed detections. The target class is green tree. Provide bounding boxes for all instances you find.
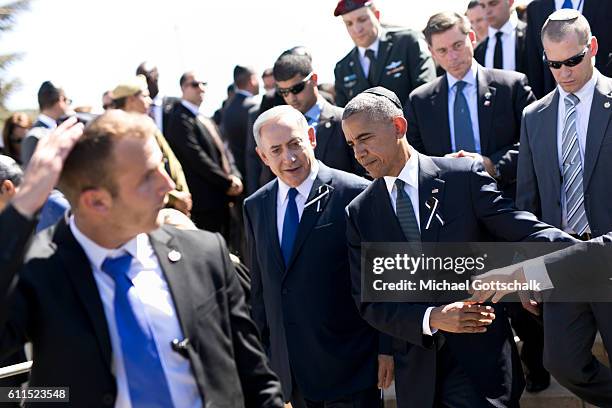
[0,0,30,118]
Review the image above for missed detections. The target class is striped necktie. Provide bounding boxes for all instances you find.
[395,179,421,242]
[561,93,589,235]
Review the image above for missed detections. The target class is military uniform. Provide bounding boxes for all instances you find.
[334,28,437,107]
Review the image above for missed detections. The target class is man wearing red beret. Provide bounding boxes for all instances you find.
[333,0,437,107]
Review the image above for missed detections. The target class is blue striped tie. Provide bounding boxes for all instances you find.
[102,254,175,408]
[561,94,589,235]
[395,179,421,242]
[453,81,476,152]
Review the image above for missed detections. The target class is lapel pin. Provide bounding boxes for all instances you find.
[484,100,491,107]
[484,92,492,99]
[431,188,439,194]
[605,102,610,109]
[325,122,331,128]
[168,250,182,262]
[349,61,354,67]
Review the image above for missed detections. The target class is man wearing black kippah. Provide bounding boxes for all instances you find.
[332,0,436,107]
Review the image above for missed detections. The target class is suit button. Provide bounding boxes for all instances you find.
[102,394,114,406]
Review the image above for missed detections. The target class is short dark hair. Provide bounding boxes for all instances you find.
[59,110,156,207]
[467,0,481,10]
[423,11,471,45]
[273,53,312,82]
[37,81,63,111]
[233,65,256,88]
[179,71,192,88]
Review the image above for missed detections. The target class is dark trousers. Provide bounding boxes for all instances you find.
[507,303,548,382]
[543,302,612,407]
[290,380,380,408]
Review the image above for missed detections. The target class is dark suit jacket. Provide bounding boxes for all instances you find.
[165,102,238,215]
[21,120,52,168]
[474,20,528,74]
[222,93,259,177]
[517,72,612,237]
[0,220,283,407]
[334,28,437,107]
[346,154,573,407]
[405,64,536,195]
[244,163,381,401]
[526,0,612,99]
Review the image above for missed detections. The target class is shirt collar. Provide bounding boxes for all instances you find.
[384,146,419,194]
[152,94,163,106]
[303,98,324,123]
[446,60,478,90]
[358,36,381,59]
[69,215,154,272]
[488,13,516,38]
[557,69,598,102]
[181,99,200,116]
[38,114,57,129]
[235,89,253,98]
[277,160,320,204]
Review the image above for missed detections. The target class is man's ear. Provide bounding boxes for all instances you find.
[393,116,408,139]
[311,73,319,86]
[0,180,15,197]
[256,146,270,167]
[79,188,113,215]
[308,126,317,149]
[468,30,477,47]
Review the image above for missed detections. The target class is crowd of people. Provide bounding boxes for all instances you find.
[1,0,611,407]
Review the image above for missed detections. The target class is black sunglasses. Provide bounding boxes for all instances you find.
[189,81,207,88]
[276,73,313,97]
[543,46,590,69]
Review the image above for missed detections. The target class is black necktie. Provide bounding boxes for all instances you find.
[365,48,376,84]
[493,31,504,69]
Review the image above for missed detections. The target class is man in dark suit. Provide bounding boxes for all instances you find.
[474,0,528,73]
[222,65,260,178]
[333,0,436,107]
[165,71,243,239]
[526,0,612,98]
[244,105,392,407]
[21,81,72,167]
[517,9,612,406]
[274,50,364,177]
[407,11,535,200]
[0,110,283,407]
[136,61,180,135]
[342,86,575,408]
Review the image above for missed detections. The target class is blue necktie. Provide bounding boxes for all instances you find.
[102,254,174,408]
[453,81,476,152]
[281,188,299,266]
[562,0,573,9]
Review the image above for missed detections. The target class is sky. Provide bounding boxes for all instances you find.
[1,0,524,116]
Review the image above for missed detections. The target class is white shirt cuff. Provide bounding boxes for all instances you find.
[522,258,554,291]
[422,306,438,336]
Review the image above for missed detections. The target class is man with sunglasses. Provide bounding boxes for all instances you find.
[273,51,364,178]
[332,0,436,107]
[517,9,612,405]
[165,72,243,241]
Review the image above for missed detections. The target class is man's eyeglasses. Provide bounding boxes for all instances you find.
[543,46,590,69]
[189,81,207,88]
[276,72,313,97]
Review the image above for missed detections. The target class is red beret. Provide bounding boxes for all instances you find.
[333,0,372,17]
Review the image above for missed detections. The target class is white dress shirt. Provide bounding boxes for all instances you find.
[484,13,518,71]
[276,160,319,243]
[37,113,58,129]
[181,99,201,116]
[69,217,201,408]
[358,37,380,78]
[447,61,482,153]
[555,0,584,12]
[556,71,597,233]
[150,95,164,130]
[382,148,437,335]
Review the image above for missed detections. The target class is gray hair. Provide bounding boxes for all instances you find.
[541,9,591,45]
[0,155,23,187]
[342,92,404,123]
[252,105,309,147]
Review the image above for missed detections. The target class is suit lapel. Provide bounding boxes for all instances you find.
[314,102,335,161]
[149,227,196,341]
[476,66,496,155]
[56,220,113,372]
[372,30,393,85]
[583,75,612,189]
[538,91,562,220]
[349,48,369,87]
[373,179,406,242]
[417,154,445,243]
[284,164,334,274]
[430,77,452,153]
[264,181,286,272]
